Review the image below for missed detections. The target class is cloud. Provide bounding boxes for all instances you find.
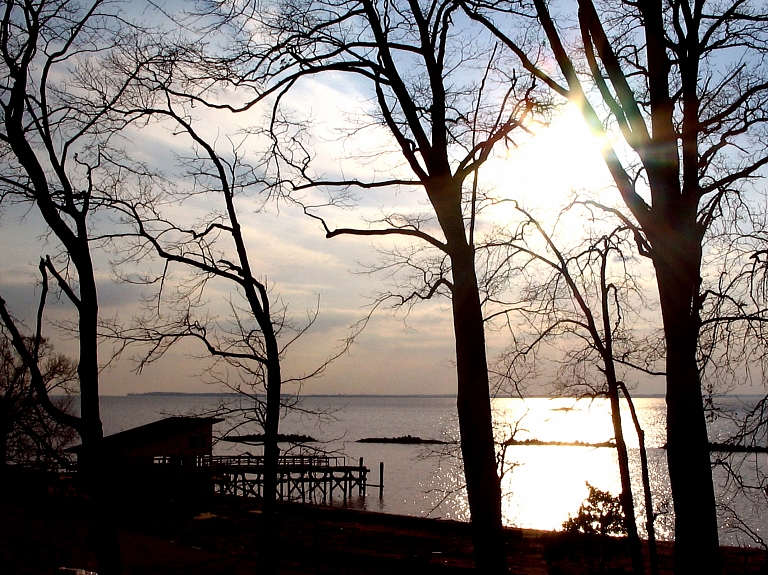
[0,59,672,399]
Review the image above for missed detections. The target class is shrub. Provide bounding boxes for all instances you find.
[563,482,626,537]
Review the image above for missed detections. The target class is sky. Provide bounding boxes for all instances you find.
[0,2,675,398]
[2,100,660,396]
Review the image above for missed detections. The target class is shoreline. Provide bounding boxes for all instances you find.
[2,491,765,574]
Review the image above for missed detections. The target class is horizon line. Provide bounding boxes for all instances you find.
[120,391,675,398]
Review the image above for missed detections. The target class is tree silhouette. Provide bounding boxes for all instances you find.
[0,1,164,572]
[175,1,544,570]
[489,202,659,574]
[91,42,362,572]
[0,336,77,470]
[465,0,768,571]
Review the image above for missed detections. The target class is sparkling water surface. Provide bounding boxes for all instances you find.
[98,394,767,547]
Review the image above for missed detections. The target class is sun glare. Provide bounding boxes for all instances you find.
[482,104,614,219]
[494,397,618,445]
[492,397,649,532]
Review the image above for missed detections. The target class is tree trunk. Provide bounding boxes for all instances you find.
[653,234,721,575]
[426,174,507,572]
[606,376,645,575]
[509,0,724,569]
[74,243,125,575]
[620,382,660,575]
[600,246,644,574]
[448,229,508,573]
[76,268,104,447]
[640,4,721,559]
[259,348,282,575]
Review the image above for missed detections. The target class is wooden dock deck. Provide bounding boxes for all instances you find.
[153,454,379,504]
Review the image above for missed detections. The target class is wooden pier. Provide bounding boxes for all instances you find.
[153,454,380,504]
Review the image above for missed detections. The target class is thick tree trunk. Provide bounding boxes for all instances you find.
[653,234,721,575]
[641,5,721,559]
[449,236,508,574]
[425,175,507,572]
[75,247,124,575]
[77,268,104,447]
[81,301,122,575]
[420,171,508,572]
[259,349,282,575]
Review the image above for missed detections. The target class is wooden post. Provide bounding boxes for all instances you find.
[379,461,384,499]
[359,457,365,497]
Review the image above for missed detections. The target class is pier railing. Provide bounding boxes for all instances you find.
[151,453,379,503]
[152,453,344,468]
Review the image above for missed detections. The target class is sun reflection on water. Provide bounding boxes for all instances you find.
[104,395,763,544]
[495,397,617,444]
[501,445,621,530]
[492,397,672,535]
[387,397,676,536]
[372,396,761,545]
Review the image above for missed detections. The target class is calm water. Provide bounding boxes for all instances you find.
[98,394,767,547]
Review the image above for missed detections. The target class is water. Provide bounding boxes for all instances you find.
[98,394,768,547]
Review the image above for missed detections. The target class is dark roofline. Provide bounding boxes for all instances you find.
[67,416,223,453]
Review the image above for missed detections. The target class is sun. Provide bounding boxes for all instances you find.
[481,103,615,218]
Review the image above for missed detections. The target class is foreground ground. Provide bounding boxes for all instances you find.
[1,492,766,574]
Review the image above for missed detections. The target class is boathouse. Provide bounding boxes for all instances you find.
[67,416,223,500]
[68,416,222,466]
[67,417,379,504]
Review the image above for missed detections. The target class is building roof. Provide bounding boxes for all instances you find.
[67,416,223,454]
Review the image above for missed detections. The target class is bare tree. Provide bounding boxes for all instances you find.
[697,201,768,398]
[0,1,162,572]
[463,0,768,572]
[173,1,548,570]
[697,209,768,545]
[93,59,361,570]
[0,3,359,568]
[0,334,77,470]
[133,0,552,570]
[488,201,661,574]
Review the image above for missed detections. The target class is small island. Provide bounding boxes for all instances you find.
[505,438,617,448]
[708,442,768,453]
[357,435,451,445]
[220,433,317,443]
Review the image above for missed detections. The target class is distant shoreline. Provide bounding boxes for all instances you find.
[114,392,768,400]
[121,391,674,399]
[124,392,461,398]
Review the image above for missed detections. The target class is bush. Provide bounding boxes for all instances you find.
[563,483,626,537]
